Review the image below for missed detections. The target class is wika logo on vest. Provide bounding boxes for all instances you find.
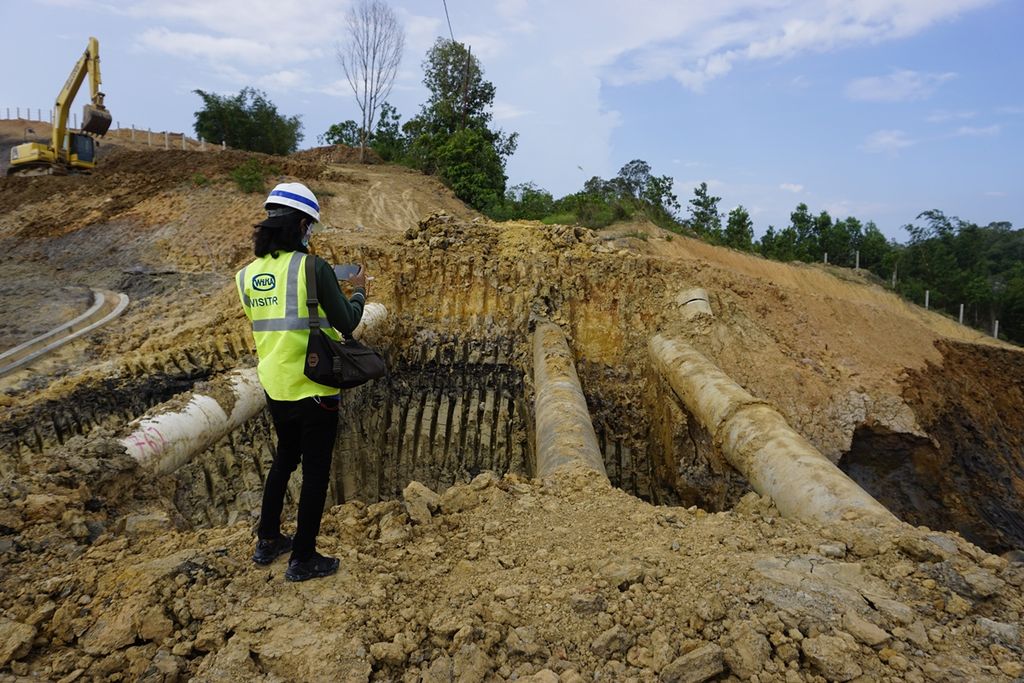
[252,273,276,291]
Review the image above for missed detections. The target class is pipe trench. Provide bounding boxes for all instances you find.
[120,303,388,474]
[649,333,897,526]
[532,321,607,479]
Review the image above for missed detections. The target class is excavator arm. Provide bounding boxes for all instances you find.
[52,36,112,156]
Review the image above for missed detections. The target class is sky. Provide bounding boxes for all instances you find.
[2,0,1021,240]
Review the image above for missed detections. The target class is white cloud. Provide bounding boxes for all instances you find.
[845,69,956,102]
[779,183,804,193]
[996,105,1024,115]
[926,109,975,123]
[955,124,1000,137]
[492,101,531,121]
[863,129,916,153]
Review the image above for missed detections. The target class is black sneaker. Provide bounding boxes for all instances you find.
[285,552,340,582]
[252,535,292,565]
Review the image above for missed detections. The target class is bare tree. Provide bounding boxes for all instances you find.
[338,0,404,162]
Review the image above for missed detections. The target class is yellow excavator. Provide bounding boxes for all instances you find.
[8,36,112,176]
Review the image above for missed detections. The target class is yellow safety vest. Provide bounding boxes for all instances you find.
[236,251,341,401]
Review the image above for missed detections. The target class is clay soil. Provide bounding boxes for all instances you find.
[1,128,1024,682]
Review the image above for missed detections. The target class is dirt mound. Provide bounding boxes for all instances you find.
[3,466,1022,681]
[291,144,383,165]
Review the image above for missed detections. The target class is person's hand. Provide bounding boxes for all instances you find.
[350,265,368,293]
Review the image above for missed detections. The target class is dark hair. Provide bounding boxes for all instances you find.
[252,208,310,257]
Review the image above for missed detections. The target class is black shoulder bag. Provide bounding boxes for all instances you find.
[302,255,386,389]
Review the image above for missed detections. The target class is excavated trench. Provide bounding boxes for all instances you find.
[169,326,721,530]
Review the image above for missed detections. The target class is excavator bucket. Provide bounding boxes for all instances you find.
[82,104,112,135]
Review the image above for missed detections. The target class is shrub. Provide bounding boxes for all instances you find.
[231,159,269,193]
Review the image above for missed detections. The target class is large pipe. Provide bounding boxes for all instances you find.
[533,321,607,479]
[650,334,897,525]
[121,303,388,474]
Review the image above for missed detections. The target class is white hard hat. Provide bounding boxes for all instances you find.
[265,182,320,224]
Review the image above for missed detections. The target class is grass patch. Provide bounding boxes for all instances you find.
[191,173,210,187]
[541,213,577,225]
[230,159,280,193]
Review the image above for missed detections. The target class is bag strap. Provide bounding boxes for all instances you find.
[303,254,321,330]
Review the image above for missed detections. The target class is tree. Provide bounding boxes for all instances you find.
[319,120,362,146]
[193,88,302,155]
[338,0,405,162]
[370,102,405,161]
[688,182,722,240]
[789,203,815,261]
[404,38,518,212]
[724,205,754,251]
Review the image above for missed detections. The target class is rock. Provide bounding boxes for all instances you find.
[864,594,916,625]
[944,594,973,617]
[801,634,863,682]
[595,559,645,590]
[569,591,606,615]
[21,493,68,523]
[818,543,847,558]
[842,611,890,646]
[998,661,1024,678]
[506,625,542,658]
[194,623,226,653]
[422,654,453,682]
[193,635,261,679]
[897,535,949,563]
[892,621,930,650]
[125,510,171,537]
[0,616,36,668]
[660,643,724,683]
[378,511,412,545]
[591,625,632,657]
[80,601,140,655]
[138,607,174,643]
[452,643,492,683]
[370,640,407,666]
[959,567,1005,599]
[976,618,1020,644]
[522,669,559,683]
[723,621,771,679]
[404,481,440,525]
[439,485,482,515]
[469,471,500,490]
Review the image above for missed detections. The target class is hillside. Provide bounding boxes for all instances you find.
[1,129,1023,681]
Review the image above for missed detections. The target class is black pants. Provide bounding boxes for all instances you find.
[258,394,339,561]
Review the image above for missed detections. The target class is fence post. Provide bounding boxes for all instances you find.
[16,107,20,118]
[994,320,999,339]
[148,128,152,146]
[959,304,964,325]
[221,140,226,150]
[925,290,930,309]
[823,252,828,264]
[164,131,169,149]
[37,108,41,121]
[855,250,860,269]
[6,108,9,118]
[200,136,205,151]
[181,134,186,150]
[131,125,135,141]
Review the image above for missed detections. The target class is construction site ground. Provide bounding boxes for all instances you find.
[1,124,1023,682]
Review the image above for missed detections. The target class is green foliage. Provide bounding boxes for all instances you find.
[193,88,303,155]
[320,120,362,146]
[370,102,406,161]
[230,159,279,194]
[435,128,506,211]
[724,205,754,251]
[540,213,577,225]
[191,173,210,187]
[403,39,518,211]
[688,182,723,240]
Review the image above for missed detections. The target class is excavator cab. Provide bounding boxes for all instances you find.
[67,133,96,166]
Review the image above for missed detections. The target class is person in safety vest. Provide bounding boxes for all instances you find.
[236,182,368,582]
